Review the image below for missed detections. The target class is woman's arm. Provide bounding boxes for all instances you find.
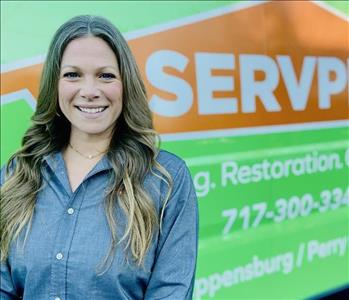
[144,163,199,300]
[1,260,20,300]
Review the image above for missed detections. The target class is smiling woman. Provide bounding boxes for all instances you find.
[58,37,123,138]
[0,15,198,300]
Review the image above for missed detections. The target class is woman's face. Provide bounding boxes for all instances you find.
[58,36,123,140]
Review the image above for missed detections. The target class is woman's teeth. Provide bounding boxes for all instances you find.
[78,107,106,113]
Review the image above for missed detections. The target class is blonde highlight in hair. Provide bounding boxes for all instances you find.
[0,15,172,268]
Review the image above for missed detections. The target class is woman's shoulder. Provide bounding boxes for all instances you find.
[0,164,6,186]
[155,149,187,176]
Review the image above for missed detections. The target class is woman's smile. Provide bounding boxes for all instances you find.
[75,106,108,113]
[74,105,109,119]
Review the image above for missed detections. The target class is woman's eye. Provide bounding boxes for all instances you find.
[63,72,79,79]
[100,73,116,80]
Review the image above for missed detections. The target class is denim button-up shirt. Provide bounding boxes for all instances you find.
[0,150,198,300]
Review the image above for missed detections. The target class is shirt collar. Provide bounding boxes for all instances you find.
[43,151,113,176]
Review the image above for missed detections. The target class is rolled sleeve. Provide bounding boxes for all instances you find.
[144,163,199,300]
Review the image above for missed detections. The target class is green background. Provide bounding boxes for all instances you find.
[1,1,348,299]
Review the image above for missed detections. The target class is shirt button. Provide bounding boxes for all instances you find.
[67,208,74,215]
[54,297,61,300]
[56,252,63,260]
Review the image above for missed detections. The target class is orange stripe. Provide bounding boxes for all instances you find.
[1,64,42,98]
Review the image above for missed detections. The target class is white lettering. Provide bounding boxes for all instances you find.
[221,161,238,186]
[240,54,281,113]
[146,50,193,117]
[307,237,348,262]
[318,56,347,109]
[195,53,237,114]
[277,55,316,111]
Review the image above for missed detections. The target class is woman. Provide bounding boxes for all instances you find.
[0,15,198,300]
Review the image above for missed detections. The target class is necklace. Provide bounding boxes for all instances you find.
[68,143,106,159]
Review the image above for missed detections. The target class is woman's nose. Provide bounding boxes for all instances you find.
[79,78,101,99]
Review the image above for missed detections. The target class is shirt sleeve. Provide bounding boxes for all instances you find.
[144,163,199,300]
[0,260,20,300]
